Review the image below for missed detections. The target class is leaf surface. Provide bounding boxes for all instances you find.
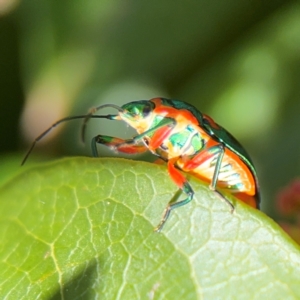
[0,157,300,300]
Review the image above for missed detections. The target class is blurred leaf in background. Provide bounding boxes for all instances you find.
[276,178,300,244]
[0,0,299,260]
[0,0,23,153]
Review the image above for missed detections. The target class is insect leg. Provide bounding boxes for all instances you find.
[147,125,175,150]
[155,158,194,232]
[209,144,235,212]
[91,118,175,157]
[131,118,175,147]
[182,143,234,212]
[91,135,148,157]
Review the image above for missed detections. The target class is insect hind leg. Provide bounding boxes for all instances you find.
[182,143,235,213]
[209,144,235,213]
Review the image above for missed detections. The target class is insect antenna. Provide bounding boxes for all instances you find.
[21,113,119,166]
[81,104,123,143]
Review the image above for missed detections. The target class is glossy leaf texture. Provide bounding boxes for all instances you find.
[0,157,300,300]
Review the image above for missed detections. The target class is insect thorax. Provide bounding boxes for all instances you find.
[155,122,205,160]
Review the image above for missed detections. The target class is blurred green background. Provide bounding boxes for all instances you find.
[0,0,299,220]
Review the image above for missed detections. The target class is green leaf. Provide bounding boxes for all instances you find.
[0,155,22,187]
[0,157,300,299]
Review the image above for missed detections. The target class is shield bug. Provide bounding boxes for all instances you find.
[22,97,260,232]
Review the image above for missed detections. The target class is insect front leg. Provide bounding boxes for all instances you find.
[155,158,194,232]
[92,118,176,157]
[91,135,148,157]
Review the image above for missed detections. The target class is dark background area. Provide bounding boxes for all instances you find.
[0,0,299,220]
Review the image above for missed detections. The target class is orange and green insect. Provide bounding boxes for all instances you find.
[22,97,260,232]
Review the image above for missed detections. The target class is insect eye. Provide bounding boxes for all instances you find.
[142,102,153,117]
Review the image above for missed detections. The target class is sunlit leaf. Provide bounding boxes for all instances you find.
[0,158,300,299]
